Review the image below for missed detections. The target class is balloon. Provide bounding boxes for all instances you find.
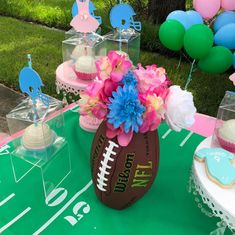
[214,11,235,32]
[214,23,235,49]
[198,46,233,74]
[184,24,214,60]
[221,0,235,11]
[166,10,193,30]
[159,20,185,51]
[186,10,204,25]
[233,52,235,69]
[193,0,221,20]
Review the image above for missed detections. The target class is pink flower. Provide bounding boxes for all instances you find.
[106,123,133,147]
[99,78,119,103]
[96,57,112,80]
[139,94,165,133]
[78,93,99,116]
[85,79,103,97]
[140,110,161,133]
[134,64,170,94]
[108,51,132,82]
[78,91,107,119]
[96,51,132,82]
[92,102,107,119]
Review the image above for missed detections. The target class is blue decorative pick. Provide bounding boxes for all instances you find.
[72,0,102,24]
[109,3,142,31]
[19,55,49,124]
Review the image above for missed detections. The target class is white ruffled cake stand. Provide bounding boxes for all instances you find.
[191,136,235,233]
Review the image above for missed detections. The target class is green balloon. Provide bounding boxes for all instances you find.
[198,46,233,74]
[159,19,185,51]
[184,24,214,60]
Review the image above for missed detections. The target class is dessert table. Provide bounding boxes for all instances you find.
[0,105,225,235]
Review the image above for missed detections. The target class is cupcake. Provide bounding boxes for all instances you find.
[71,45,92,61]
[22,123,55,151]
[74,55,97,80]
[217,119,235,153]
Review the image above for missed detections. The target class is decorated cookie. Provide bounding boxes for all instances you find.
[195,148,235,188]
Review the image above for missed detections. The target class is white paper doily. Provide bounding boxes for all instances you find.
[192,136,235,232]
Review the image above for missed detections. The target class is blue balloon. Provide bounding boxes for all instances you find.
[167,10,193,30]
[233,52,235,69]
[214,23,235,49]
[214,11,235,32]
[186,10,203,25]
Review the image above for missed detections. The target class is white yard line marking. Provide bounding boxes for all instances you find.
[162,129,172,139]
[0,207,31,233]
[0,194,15,207]
[0,145,10,156]
[33,180,93,235]
[180,131,194,147]
[41,169,71,199]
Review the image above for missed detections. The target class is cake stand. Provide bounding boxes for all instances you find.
[191,136,235,233]
[56,61,102,132]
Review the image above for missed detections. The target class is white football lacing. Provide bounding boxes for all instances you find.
[96,140,119,192]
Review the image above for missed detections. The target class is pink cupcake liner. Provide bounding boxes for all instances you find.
[73,66,97,81]
[217,135,235,153]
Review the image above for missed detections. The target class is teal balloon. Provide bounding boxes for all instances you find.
[186,10,203,25]
[214,11,235,32]
[159,20,185,51]
[167,10,193,30]
[198,46,233,74]
[184,24,214,60]
[233,52,235,69]
[214,23,235,49]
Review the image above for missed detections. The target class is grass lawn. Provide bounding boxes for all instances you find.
[0,16,234,117]
[0,0,110,29]
[0,0,196,53]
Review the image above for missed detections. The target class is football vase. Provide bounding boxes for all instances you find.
[90,122,160,210]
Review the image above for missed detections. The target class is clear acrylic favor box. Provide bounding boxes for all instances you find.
[65,27,102,39]
[6,96,71,199]
[62,33,106,82]
[104,29,140,65]
[213,91,235,153]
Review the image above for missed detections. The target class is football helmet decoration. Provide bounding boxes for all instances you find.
[110,3,142,31]
[19,55,49,107]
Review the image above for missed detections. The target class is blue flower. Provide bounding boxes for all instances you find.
[121,71,137,87]
[108,85,145,134]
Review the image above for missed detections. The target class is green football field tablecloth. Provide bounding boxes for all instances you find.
[0,107,224,235]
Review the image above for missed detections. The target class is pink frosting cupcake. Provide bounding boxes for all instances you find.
[74,55,97,81]
[217,119,235,153]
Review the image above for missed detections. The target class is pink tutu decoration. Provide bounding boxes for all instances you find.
[70,0,100,33]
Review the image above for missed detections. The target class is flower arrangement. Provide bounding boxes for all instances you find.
[79,51,196,146]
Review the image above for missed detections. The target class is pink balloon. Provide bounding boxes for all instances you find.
[229,73,235,86]
[193,0,221,19]
[221,0,235,11]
